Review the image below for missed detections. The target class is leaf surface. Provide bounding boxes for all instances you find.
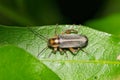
[0,25,120,80]
[0,45,61,80]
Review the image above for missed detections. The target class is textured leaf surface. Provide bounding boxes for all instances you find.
[0,25,120,80]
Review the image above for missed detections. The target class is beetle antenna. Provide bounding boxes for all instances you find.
[77,25,82,32]
[55,24,58,36]
[70,24,75,29]
[48,51,53,58]
[27,27,48,42]
[37,46,48,57]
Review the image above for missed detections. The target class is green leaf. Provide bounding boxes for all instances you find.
[0,25,120,80]
[0,45,61,80]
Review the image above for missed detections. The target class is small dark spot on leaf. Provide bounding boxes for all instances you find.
[94,76,98,79]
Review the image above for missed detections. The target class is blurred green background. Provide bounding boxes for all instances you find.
[0,0,120,36]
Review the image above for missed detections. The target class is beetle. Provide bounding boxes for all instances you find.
[28,26,88,57]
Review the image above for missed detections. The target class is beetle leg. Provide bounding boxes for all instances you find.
[69,47,78,55]
[59,48,68,58]
[81,49,89,55]
[76,48,89,55]
[48,47,57,57]
[59,48,64,55]
[69,47,75,52]
[65,29,78,34]
[51,47,57,54]
[75,48,81,55]
[64,51,68,58]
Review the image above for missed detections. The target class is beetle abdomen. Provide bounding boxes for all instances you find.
[59,34,88,48]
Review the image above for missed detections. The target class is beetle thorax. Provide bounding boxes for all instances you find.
[48,37,59,48]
